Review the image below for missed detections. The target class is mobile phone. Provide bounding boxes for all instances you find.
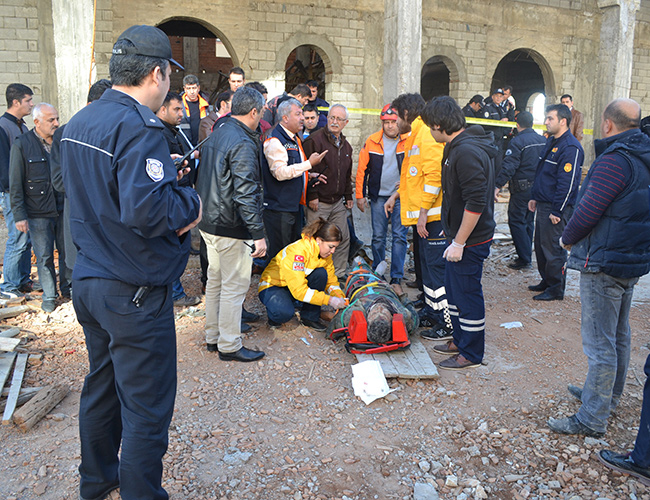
[173,136,211,170]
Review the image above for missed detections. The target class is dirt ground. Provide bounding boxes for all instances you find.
[1,231,650,500]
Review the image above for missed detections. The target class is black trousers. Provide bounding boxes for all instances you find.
[263,208,302,263]
[74,278,175,500]
[508,188,534,264]
[534,201,572,294]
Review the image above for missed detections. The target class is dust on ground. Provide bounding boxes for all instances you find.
[1,230,650,500]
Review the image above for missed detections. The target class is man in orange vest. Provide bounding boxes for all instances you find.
[180,74,209,146]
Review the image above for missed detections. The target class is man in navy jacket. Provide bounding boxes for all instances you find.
[528,104,584,300]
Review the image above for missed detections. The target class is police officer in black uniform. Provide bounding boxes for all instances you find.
[482,88,508,171]
[461,94,484,118]
[60,25,201,500]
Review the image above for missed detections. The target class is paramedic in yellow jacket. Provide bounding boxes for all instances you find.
[385,93,453,341]
[259,218,347,332]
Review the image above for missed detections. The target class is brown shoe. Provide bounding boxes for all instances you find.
[438,353,481,371]
[433,340,459,355]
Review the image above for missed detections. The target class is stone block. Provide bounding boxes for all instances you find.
[15,6,37,17]
[4,39,27,51]
[15,29,39,41]
[27,18,38,29]
[266,12,284,23]
[0,6,15,17]
[100,9,113,20]
[314,17,333,28]
[4,17,27,29]
[332,18,349,28]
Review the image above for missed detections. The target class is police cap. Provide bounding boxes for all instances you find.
[113,25,184,70]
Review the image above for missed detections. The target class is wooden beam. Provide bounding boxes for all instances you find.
[2,352,28,424]
[0,352,17,389]
[13,384,69,431]
[0,337,21,352]
[0,327,20,338]
[0,305,31,320]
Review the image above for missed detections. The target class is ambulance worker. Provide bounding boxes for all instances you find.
[258,218,347,331]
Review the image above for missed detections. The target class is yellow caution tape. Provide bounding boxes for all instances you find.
[317,106,593,135]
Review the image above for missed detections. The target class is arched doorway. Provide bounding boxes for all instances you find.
[285,45,326,98]
[421,56,450,100]
[491,49,554,112]
[157,18,237,102]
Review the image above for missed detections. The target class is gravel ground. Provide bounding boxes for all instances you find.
[0,235,649,500]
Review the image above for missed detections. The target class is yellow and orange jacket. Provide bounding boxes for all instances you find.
[258,236,345,306]
[398,117,445,226]
[181,93,209,119]
[355,130,408,202]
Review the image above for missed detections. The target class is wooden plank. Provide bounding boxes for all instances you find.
[0,327,20,338]
[0,352,17,389]
[0,387,41,412]
[2,352,28,424]
[13,384,69,431]
[355,352,399,378]
[382,349,420,379]
[0,337,21,352]
[0,305,31,320]
[405,339,440,379]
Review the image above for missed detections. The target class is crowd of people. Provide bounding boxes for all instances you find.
[1,23,650,499]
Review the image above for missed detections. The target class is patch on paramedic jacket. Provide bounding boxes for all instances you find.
[293,254,305,271]
[145,158,164,182]
[409,166,418,176]
[564,162,573,173]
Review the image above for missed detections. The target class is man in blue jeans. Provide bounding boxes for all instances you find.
[9,103,70,313]
[355,104,407,288]
[0,83,34,298]
[599,351,650,485]
[547,98,650,437]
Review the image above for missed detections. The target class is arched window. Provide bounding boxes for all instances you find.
[157,18,237,102]
[285,45,326,97]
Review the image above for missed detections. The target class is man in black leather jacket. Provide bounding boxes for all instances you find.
[195,86,268,362]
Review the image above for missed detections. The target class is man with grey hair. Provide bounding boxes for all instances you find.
[262,97,327,265]
[303,104,353,278]
[9,102,69,312]
[196,86,267,361]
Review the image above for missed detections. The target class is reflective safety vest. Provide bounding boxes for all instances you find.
[398,117,445,226]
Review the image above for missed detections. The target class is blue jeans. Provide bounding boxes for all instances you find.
[446,240,492,364]
[260,267,327,324]
[370,196,407,280]
[29,216,70,301]
[172,279,185,301]
[1,192,32,292]
[632,351,650,467]
[576,271,637,433]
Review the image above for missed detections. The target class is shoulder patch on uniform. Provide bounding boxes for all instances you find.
[552,147,558,153]
[484,111,490,118]
[146,158,165,182]
[135,105,164,129]
[409,165,418,176]
[564,162,573,173]
[295,255,305,262]
[292,261,305,271]
[505,149,512,156]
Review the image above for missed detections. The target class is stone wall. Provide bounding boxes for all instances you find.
[0,0,648,156]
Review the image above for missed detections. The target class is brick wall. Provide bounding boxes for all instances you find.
[0,0,41,99]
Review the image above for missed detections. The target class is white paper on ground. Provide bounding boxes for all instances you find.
[351,360,395,405]
[500,321,523,329]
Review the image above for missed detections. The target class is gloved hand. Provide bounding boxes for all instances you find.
[329,296,347,309]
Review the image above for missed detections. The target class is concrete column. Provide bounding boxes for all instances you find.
[183,37,200,76]
[595,0,640,129]
[50,0,94,122]
[383,0,422,103]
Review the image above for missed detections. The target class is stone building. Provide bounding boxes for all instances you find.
[1,0,648,161]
